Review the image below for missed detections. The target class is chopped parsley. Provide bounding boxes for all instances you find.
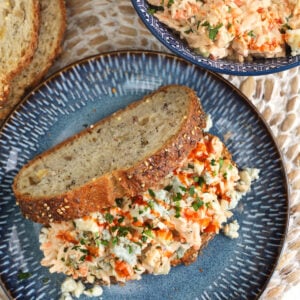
[192,198,204,211]
[112,236,119,245]
[17,271,31,280]
[143,229,153,238]
[194,176,205,187]
[173,193,182,202]
[279,23,292,34]
[167,0,174,8]
[175,204,181,218]
[101,240,109,246]
[42,277,49,284]
[179,186,187,192]
[148,188,156,198]
[117,226,131,237]
[79,255,86,262]
[202,22,223,41]
[184,28,193,34]
[164,184,173,191]
[189,186,195,196]
[219,158,224,169]
[115,198,124,208]
[118,216,125,224]
[248,30,255,38]
[148,200,155,209]
[105,213,114,224]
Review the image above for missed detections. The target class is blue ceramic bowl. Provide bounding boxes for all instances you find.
[0,51,288,299]
[131,0,300,76]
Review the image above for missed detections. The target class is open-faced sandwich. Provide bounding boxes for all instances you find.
[13,85,259,299]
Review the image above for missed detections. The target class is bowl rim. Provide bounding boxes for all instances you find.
[131,0,300,76]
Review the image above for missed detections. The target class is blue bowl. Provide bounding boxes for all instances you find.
[131,0,300,76]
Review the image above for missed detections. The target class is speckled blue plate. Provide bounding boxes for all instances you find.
[0,51,288,300]
[131,0,300,76]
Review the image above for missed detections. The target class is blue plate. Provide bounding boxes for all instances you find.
[0,51,288,299]
[131,0,300,76]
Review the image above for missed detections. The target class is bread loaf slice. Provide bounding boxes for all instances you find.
[13,85,207,224]
[0,0,66,124]
[0,0,40,103]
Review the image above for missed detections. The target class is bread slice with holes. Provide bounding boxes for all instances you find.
[0,0,66,123]
[0,0,40,103]
[13,85,207,224]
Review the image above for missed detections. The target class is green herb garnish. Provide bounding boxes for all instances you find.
[164,184,173,192]
[115,198,124,208]
[148,200,155,209]
[101,240,109,246]
[192,199,204,211]
[202,21,223,41]
[105,213,114,223]
[248,30,255,37]
[148,189,156,198]
[189,186,195,196]
[167,0,174,8]
[219,158,224,169]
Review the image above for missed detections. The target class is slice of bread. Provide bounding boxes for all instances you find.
[0,0,40,103]
[0,0,66,123]
[13,85,207,224]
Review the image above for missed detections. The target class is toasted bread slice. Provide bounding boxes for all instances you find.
[13,85,207,224]
[0,0,40,104]
[0,0,66,123]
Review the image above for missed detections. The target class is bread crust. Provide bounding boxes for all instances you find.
[0,0,66,119]
[0,0,40,104]
[13,85,207,224]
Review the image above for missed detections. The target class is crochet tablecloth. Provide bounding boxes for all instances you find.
[1,1,300,299]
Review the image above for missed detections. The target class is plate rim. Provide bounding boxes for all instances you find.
[131,0,300,76]
[0,50,290,299]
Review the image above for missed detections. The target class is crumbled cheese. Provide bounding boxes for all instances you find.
[223,220,240,239]
[60,277,103,300]
[83,285,103,297]
[74,217,98,233]
[204,114,213,132]
[286,29,300,56]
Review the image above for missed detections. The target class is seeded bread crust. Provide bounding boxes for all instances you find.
[13,85,207,224]
[0,0,66,121]
[0,0,40,104]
